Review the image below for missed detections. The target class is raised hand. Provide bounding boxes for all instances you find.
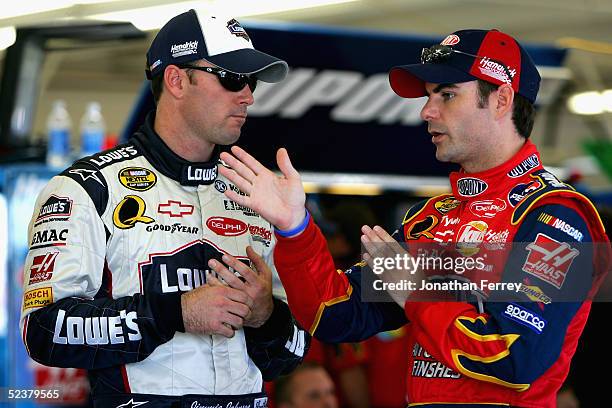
[207,247,273,328]
[219,146,306,231]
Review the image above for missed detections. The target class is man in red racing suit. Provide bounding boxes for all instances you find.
[215,29,611,407]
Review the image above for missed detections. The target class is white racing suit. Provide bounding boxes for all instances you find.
[20,112,309,407]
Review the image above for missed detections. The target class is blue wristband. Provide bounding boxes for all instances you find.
[275,210,311,237]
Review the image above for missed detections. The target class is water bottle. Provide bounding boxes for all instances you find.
[46,100,72,169]
[80,102,106,157]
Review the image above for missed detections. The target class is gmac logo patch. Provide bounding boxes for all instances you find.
[113,195,154,229]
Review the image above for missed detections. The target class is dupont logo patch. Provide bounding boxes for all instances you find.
[206,216,248,236]
[119,167,157,191]
[23,287,53,310]
[503,303,547,334]
[457,177,488,197]
[522,233,579,289]
[29,252,59,284]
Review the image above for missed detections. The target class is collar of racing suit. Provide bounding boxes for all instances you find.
[130,111,221,186]
[449,140,543,201]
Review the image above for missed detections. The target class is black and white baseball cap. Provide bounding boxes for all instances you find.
[145,9,288,83]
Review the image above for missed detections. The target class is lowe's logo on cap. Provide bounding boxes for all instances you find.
[503,303,547,334]
[171,40,199,58]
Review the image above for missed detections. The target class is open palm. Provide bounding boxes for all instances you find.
[218,146,306,231]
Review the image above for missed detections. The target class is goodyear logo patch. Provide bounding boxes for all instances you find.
[119,167,157,191]
[23,287,53,310]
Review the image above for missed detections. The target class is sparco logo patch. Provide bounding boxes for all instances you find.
[119,167,157,191]
[171,40,198,58]
[457,178,487,197]
[23,287,53,310]
[113,195,154,229]
[206,217,248,237]
[37,195,72,221]
[29,252,59,284]
[503,304,546,334]
[522,233,579,289]
[507,154,539,178]
[469,199,507,218]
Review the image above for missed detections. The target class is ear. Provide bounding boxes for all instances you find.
[494,83,514,120]
[163,65,187,99]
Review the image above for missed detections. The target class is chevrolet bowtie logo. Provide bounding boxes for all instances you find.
[158,200,194,217]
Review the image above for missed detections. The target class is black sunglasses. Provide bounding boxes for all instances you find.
[421,44,514,84]
[178,65,257,92]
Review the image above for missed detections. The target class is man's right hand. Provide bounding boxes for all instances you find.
[180,285,253,337]
[218,146,306,232]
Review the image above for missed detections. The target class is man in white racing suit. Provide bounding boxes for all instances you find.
[20,9,308,408]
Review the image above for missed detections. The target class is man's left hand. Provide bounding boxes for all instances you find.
[361,225,424,308]
[207,246,274,328]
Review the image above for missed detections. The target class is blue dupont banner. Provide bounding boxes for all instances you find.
[124,23,567,177]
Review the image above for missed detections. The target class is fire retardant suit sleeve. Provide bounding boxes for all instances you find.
[274,217,408,342]
[404,202,597,391]
[20,162,184,369]
[245,297,311,381]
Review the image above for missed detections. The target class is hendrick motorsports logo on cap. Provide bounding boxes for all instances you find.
[227,18,250,41]
[171,40,199,58]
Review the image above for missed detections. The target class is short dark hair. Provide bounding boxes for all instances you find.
[476,80,536,139]
[150,67,197,104]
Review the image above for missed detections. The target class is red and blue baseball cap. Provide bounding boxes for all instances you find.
[146,9,288,83]
[389,29,541,103]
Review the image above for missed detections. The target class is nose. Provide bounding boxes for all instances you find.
[239,84,255,106]
[420,97,438,122]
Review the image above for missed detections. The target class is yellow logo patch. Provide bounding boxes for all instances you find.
[119,167,157,191]
[23,287,53,310]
